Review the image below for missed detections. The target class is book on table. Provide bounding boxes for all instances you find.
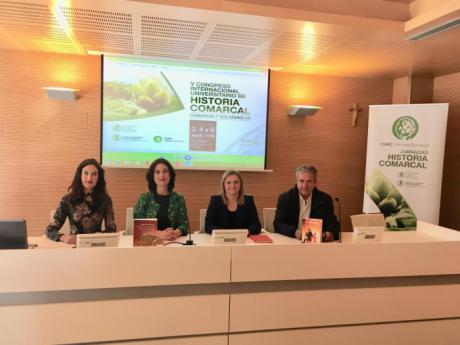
[133,218,162,246]
[249,234,273,243]
[301,218,323,243]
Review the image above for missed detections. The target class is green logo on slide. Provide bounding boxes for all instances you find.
[153,136,163,143]
[112,134,121,141]
[392,116,419,140]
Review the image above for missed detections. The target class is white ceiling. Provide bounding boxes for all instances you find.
[0,0,459,78]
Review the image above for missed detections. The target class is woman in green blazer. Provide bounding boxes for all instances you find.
[134,158,189,241]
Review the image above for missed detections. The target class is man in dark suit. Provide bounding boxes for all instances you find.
[274,165,339,241]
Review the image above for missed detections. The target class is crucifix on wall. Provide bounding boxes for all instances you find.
[349,103,362,127]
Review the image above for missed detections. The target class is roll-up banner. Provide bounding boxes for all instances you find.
[363,103,449,230]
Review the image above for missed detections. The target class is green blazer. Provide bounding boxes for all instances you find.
[133,191,189,236]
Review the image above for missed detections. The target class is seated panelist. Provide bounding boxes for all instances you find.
[133,158,189,241]
[45,158,117,244]
[205,170,261,235]
[274,165,339,242]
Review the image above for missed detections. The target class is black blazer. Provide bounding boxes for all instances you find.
[205,195,261,235]
[273,186,339,239]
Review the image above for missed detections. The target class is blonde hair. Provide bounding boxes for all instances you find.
[220,170,245,206]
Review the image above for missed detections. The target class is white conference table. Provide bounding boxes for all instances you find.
[1,222,460,345]
[27,230,300,248]
[28,224,452,249]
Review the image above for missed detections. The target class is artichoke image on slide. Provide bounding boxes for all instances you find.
[365,170,417,230]
[104,72,184,121]
[132,78,171,112]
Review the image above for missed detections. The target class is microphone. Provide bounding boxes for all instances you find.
[184,220,195,246]
[334,197,342,243]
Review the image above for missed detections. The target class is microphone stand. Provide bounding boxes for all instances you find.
[184,222,195,246]
[334,197,342,243]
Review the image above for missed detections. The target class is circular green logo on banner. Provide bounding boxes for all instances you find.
[153,136,163,143]
[392,116,419,140]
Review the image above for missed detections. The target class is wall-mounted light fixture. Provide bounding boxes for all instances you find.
[288,105,322,116]
[42,87,80,101]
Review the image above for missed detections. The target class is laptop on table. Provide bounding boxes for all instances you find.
[0,219,28,249]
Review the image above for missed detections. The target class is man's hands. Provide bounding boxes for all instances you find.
[295,230,334,242]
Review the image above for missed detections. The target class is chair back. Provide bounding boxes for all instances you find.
[263,208,276,233]
[199,209,207,233]
[125,207,134,235]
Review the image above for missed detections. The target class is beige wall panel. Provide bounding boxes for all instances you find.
[0,245,231,292]
[392,75,410,104]
[231,241,460,282]
[229,318,460,345]
[229,280,460,332]
[0,294,229,345]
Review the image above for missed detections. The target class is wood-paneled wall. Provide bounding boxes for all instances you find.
[0,49,406,236]
[433,72,460,230]
[0,51,102,235]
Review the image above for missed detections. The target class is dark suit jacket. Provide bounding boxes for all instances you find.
[205,195,261,235]
[274,186,339,240]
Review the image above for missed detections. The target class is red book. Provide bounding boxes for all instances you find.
[249,234,273,243]
[133,218,161,246]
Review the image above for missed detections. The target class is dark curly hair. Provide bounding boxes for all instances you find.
[68,158,107,207]
[146,158,176,193]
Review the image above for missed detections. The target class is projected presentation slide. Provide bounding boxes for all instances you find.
[102,56,269,171]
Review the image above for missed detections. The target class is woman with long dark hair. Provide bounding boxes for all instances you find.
[133,158,189,241]
[45,158,116,243]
